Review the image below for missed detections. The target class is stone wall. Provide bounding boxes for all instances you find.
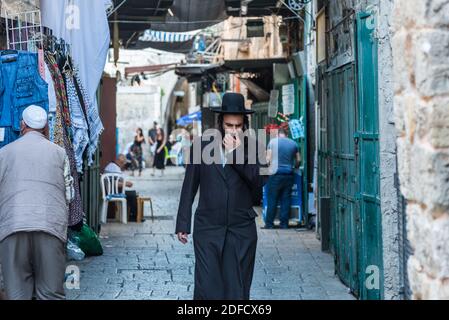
[116,85,160,166]
[378,0,402,300]
[392,0,449,300]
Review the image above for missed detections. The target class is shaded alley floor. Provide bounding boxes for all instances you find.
[66,167,354,300]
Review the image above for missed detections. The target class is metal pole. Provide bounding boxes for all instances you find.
[108,0,127,18]
[5,10,10,49]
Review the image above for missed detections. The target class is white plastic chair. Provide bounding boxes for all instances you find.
[100,173,128,224]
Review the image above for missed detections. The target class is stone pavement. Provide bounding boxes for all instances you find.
[66,166,354,300]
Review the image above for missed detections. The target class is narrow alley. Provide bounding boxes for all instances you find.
[1,0,448,303]
[66,167,353,300]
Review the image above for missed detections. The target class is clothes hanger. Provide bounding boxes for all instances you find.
[50,36,57,54]
[1,49,18,63]
[1,50,18,55]
[63,56,73,74]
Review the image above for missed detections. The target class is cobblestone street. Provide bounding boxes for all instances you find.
[66,167,354,300]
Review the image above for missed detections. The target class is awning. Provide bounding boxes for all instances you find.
[131,29,197,52]
[109,0,174,47]
[132,33,196,53]
[139,30,195,42]
[150,0,227,33]
[78,0,296,52]
[131,38,195,53]
[110,0,228,49]
[175,63,224,77]
[176,111,202,126]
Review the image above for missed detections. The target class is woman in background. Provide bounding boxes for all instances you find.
[133,128,145,176]
[152,127,166,177]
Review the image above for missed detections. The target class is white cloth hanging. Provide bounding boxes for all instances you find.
[40,0,111,115]
[44,63,57,113]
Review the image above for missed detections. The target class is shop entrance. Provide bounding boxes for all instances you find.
[327,63,359,294]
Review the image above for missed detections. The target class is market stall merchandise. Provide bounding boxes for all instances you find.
[0,3,111,229]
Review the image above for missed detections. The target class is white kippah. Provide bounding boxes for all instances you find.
[22,105,47,129]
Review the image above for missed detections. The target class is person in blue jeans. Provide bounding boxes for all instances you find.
[264,128,301,229]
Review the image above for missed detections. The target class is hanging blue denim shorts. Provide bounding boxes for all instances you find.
[0,50,48,139]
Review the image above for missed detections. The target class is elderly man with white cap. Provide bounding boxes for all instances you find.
[0,105,74,300]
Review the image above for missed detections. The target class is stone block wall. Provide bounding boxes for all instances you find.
[392,0,449,300]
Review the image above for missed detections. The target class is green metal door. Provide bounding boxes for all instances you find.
[317,65,332,251]
[80,148,101,233]
[328,64,359,293]
[355,12,383,300]
[294,77,308,225]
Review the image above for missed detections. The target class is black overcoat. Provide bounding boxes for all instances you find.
[175,135,267,300]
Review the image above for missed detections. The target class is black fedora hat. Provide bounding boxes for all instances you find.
[212,92,255,114]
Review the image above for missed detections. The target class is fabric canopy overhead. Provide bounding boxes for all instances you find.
[132,37,195,53]
[150,0,228,32]
[109,0,174,47]
[139,30,195,42]
[131,29,196,52]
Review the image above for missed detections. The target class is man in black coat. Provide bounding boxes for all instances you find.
[175,93,268,300]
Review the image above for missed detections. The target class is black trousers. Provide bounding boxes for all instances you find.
[126,190,138,220]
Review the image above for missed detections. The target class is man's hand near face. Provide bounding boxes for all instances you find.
[223,133,242,153]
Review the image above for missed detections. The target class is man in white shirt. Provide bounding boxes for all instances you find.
[0,105,74,300]
[104,155,141,222]
[105,154,129,176]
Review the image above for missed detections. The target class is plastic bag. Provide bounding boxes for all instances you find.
[66,238,85,261]
[76,224,103,256]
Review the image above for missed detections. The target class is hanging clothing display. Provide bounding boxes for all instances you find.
[0,50,49,148]
[44,51,84,227]
[40,0,111,120]
[45,53,71,129]
[1,3,110,228]
[62,116,85,227]
[65,73,89,173]
[44,63,57,113]
[72,70,103,166]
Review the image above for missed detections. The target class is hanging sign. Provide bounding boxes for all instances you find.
[282,84,295,115]
[289,117,304,139]
[268,90,279,118]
